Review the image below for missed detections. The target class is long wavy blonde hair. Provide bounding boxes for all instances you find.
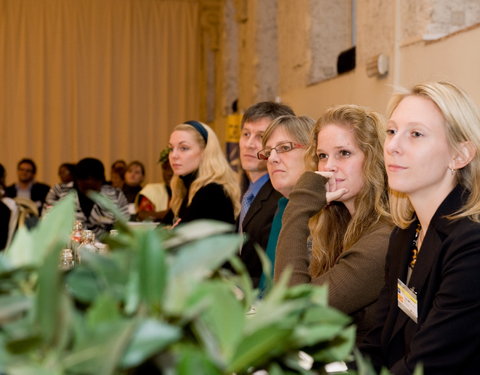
[387,81,480,228]
[169,122,241,218]
[307,105,391,277]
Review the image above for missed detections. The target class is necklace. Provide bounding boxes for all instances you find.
[409,223,422,269]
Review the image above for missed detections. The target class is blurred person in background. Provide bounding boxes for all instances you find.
[122,160,145,204]
[136,148,173,223]
[108,159,127,189]
[0,164,19,250]
[5,158,50,215]
[44,157,129,238]
[58,163,76,184]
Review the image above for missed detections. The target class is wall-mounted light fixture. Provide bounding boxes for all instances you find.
[366,54,389,77]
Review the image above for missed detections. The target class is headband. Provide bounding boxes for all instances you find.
[184,120,208,143]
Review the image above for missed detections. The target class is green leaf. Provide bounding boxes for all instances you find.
[256,242,273,293]
[175,344,223,375]
[124,271,140,315]
[245,298,303,335]
[228,324,292,373]
[165,220,235,248]
[66,267,101,302]
[31,193,75,259]
[34,240,65,345]
[3,364,62,375]
[311,325,355,364]
[222,254,256,309]
[165,233,242,313]
[190,282,245,363]
[302,305,352,326]
[86,293,121,327]
[65,320,136,375]
[0,295,32,323]
[137,230,167,309]
[121,319,181,368]
[5,334,43,354]
[293,324,347,346]
[413,363,424,375]
[4,227,35,268]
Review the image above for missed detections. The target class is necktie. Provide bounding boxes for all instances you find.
[239,190,255,230]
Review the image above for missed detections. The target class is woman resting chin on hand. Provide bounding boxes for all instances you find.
[274,105,392,343]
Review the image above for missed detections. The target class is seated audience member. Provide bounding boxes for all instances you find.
[256,115,314,293]
[360,82,480,374]
[122,160,145,204]
[5,158,50,214]
[136,148,173,223]
[44,158,129,238]
[274,105,392,342]
[237,101,295,288]
[58,163,75,184]
[0,164,19,250]
[167,120,240,225]
[108,159,127,189]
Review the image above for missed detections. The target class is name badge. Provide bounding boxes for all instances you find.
[397,279,418,323]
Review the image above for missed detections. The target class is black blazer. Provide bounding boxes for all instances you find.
[239,179,282,287]
[177,182,235,225]
[360,185,480,375]
[5,182,50,214]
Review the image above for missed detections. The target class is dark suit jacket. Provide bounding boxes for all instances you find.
[239,179,282,287]
[5,182,50,214]
[360,185,480,375]
[178,182,235,225]
[0,200,11,249]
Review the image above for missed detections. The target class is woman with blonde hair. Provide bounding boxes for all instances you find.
[360,81,480,374]
[274,104,392,341]
[167,120,240,225]
[256,115,315,292]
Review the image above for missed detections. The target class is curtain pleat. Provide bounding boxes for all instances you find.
[0,0,200,185]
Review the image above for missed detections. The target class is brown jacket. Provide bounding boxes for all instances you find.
[274,171,392,340]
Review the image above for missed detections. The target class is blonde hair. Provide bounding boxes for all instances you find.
[169,122,241,218]
[387,81,480,228]
[307,104,391,276]
[261,115,315,148]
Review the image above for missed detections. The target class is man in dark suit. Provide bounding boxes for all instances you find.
[5,158,50,215]
[237,102,295,288]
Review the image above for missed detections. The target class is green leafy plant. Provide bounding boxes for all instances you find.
[0,193,357,374]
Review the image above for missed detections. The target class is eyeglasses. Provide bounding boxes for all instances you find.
[18,168,34,173]
[257,142,305,160]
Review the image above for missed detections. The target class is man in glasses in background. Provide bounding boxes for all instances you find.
[236,101,295,288]
[5,158,50,215]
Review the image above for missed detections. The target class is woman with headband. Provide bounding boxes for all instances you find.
[167,120,240,225]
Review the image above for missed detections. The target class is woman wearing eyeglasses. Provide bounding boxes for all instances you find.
[273,105,392,343]
[256,115,315,293]
[167,121,240,226]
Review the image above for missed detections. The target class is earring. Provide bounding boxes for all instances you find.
[448,167,456,176]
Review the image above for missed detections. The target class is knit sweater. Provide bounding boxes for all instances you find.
[274,171,392,340]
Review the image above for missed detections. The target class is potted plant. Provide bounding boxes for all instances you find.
[0,194,360,374]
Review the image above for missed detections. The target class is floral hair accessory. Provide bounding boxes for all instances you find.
[158,147,170,164]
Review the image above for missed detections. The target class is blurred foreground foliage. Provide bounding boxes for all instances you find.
[0,193,374,375]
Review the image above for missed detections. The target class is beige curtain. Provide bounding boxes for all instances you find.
[0,0,200,185]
